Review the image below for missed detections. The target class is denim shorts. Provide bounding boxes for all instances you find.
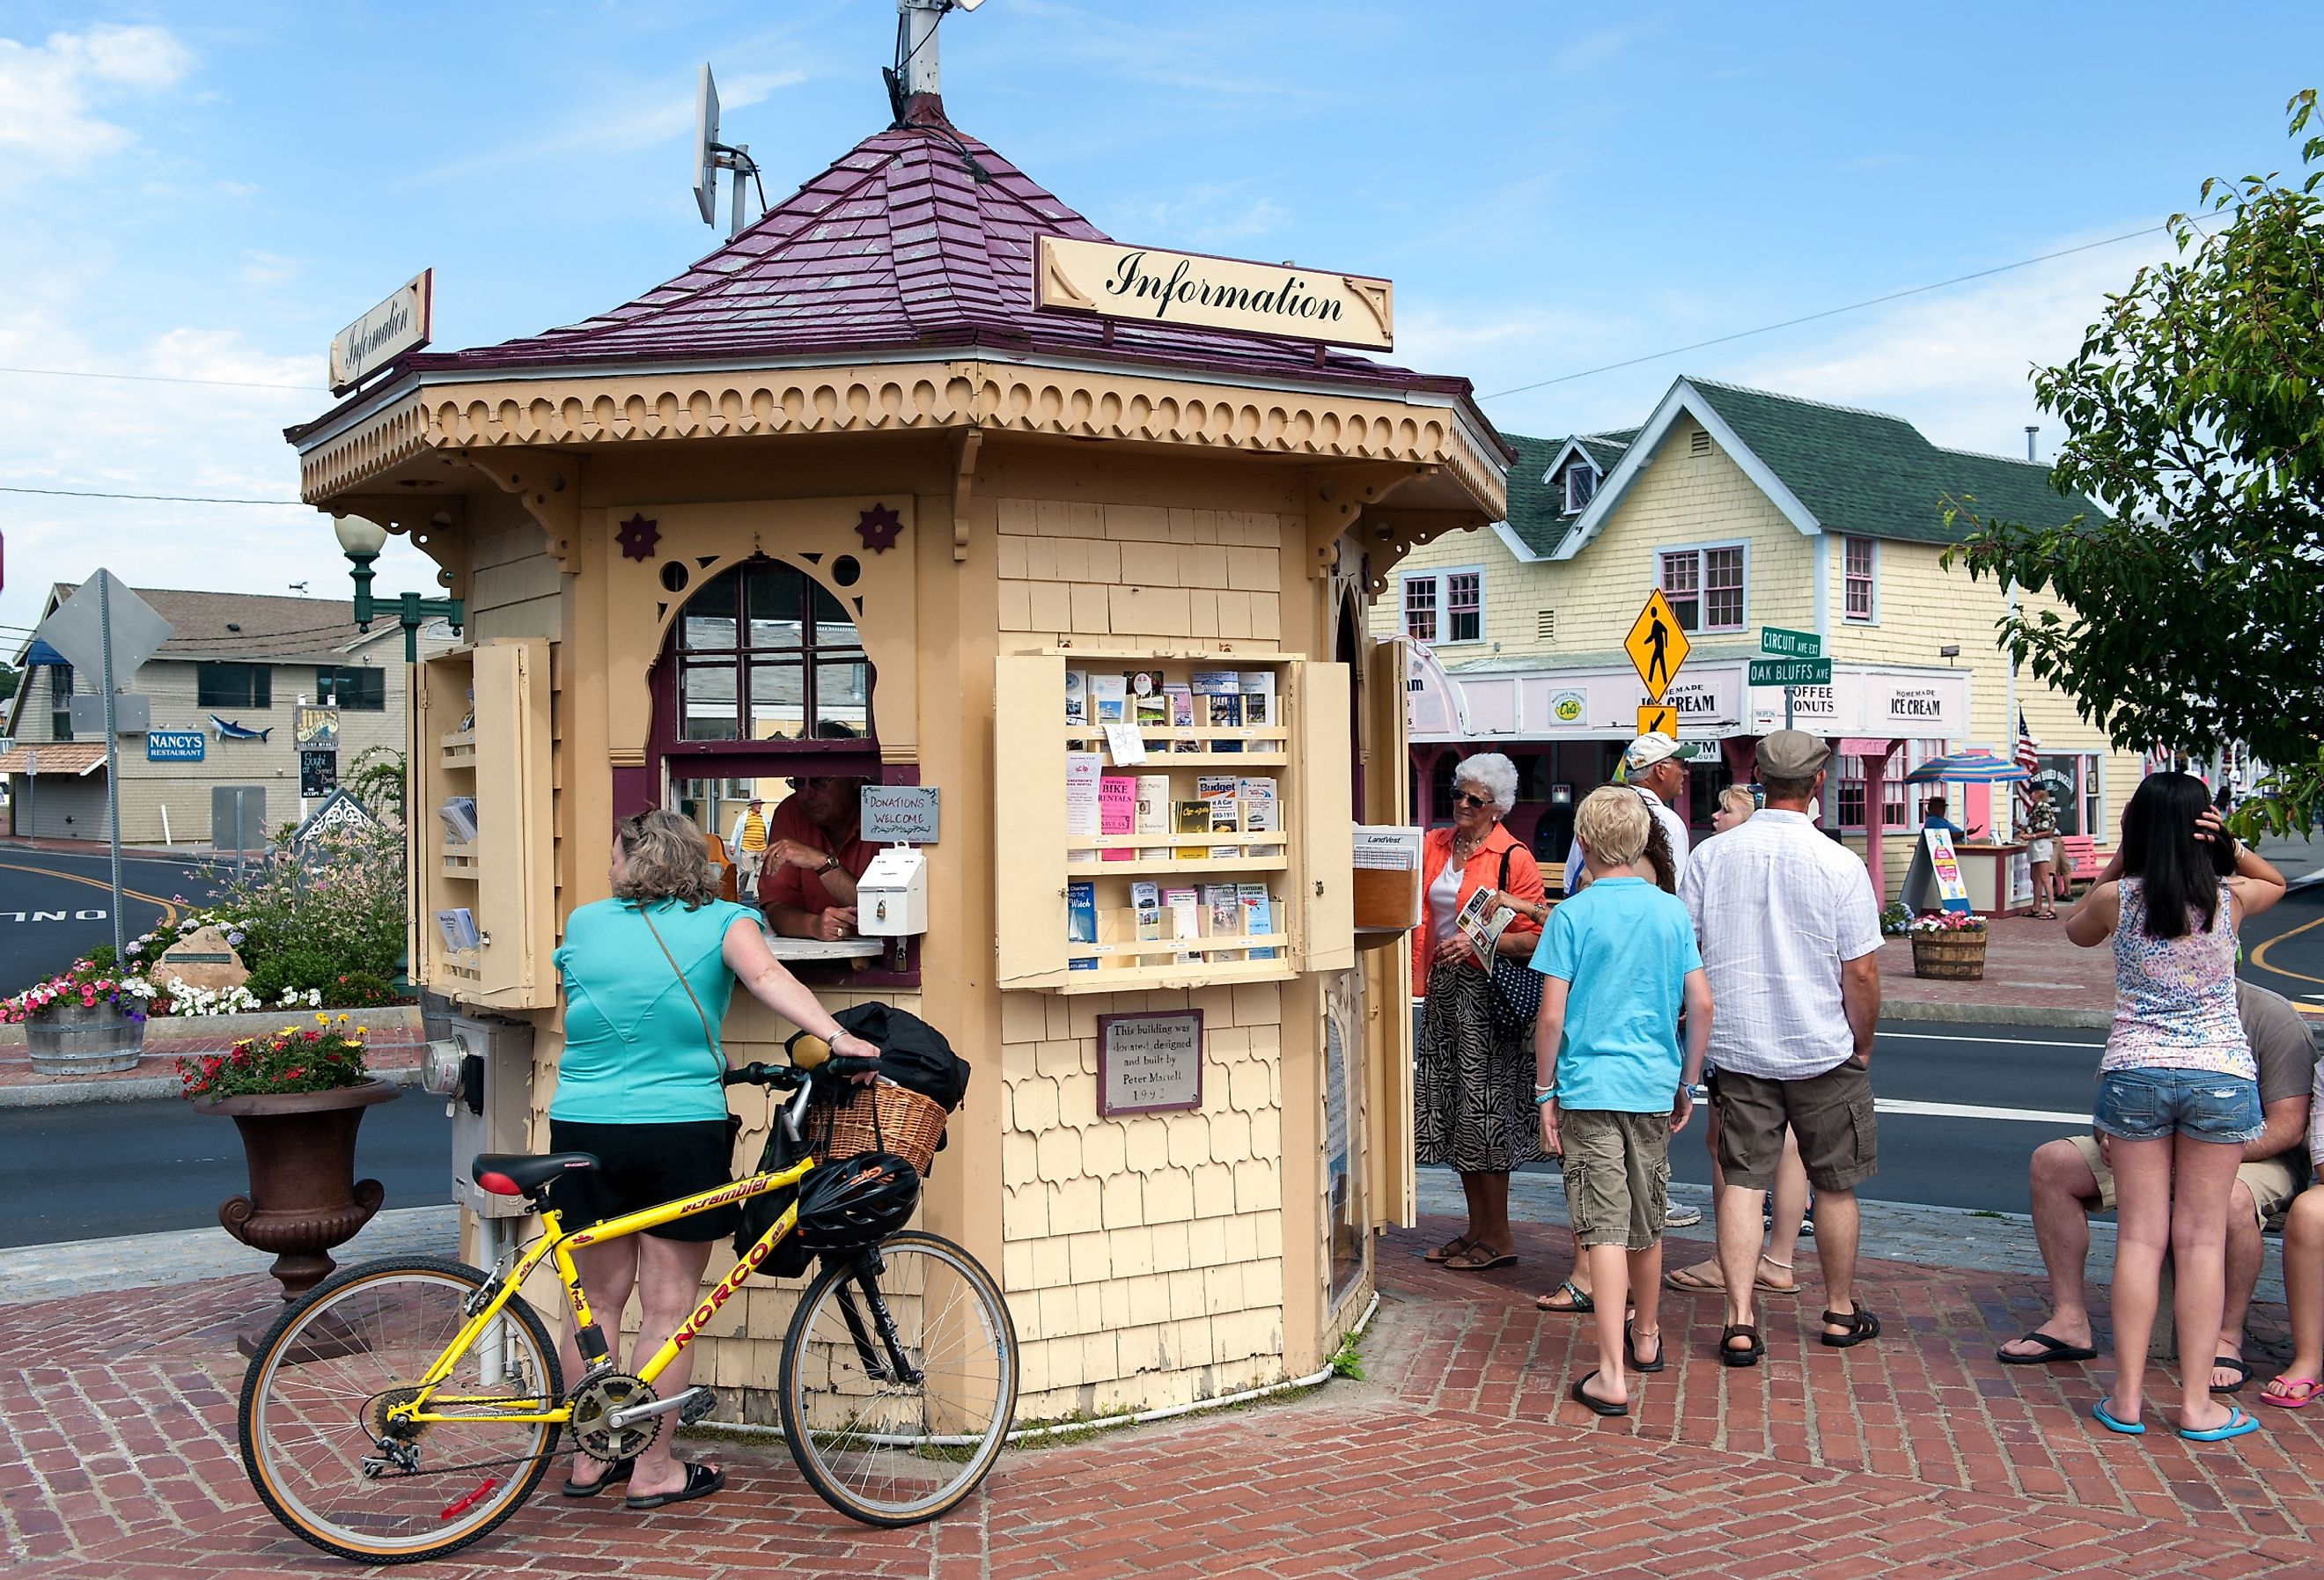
[2092,1067,2263,1146]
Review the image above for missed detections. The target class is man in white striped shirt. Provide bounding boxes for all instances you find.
[1678,731,1884,1367]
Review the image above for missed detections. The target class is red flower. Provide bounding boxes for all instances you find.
[304,1030,320,1042]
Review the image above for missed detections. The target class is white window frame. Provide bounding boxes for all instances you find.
[1562,463,1597,516]
[1654,540,1750,635]
[1842,533,1879,624]
[1400,565,1486,646]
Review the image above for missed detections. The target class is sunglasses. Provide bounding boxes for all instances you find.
[1452,791,1492,809]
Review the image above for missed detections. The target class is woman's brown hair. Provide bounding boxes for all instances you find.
[614,809,721,908]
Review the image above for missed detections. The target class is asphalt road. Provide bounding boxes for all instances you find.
[0,1086,453,1248]
[2240,878,2324,1019]
[0,847,221,992]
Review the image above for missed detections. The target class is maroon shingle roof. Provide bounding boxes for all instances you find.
[406,96,1493,426]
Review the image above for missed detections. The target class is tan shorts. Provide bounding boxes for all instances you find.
[1561,1108,1673,1251]
[1714,1061,1878,1193]
[2064,1134,2298,1231]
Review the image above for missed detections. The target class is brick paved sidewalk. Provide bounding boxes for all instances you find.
[1876,912,2115,1027]
[10,1216,2324,1577]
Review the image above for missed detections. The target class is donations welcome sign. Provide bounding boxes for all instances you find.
[1035,236,1394,349]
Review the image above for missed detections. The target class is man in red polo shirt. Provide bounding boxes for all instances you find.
[757,775,878,940]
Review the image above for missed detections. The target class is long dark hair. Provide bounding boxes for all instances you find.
[1642,812,1677,893]
[2118,772,2222,939]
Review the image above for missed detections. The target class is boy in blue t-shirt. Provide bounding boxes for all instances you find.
[1532,785,1710,1417]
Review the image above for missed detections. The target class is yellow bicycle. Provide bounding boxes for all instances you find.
[235,1047,1016,1564]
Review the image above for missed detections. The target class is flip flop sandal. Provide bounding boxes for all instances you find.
[1570,1370,1629,1417]
[1625,1321,1666,1374]
[1662,1263,1722,1295]
[1422,1234,1475,1264]
[1997,1331,2099,1366]
[624,1461,726,1511]
[2210,1356,2252,1394]
[1718,1324,1763,1368]
[559,1456,636,1498]
[2091,1400,2145,1435]
[2261,1377,2324,1409]
[1539,1278,1594,1312]
[1444,1246,1516,1273]
[2180,1405,2261,1443]
[1820,1308,1881,1349]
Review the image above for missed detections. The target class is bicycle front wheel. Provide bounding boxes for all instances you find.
[238,1256,563,1565]
[778,1231,1017,1526]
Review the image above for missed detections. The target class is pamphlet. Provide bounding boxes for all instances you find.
[1452,884,1513,968]
[1202,883,1245,959]
[1173,799,1211,858]
[1239,885,1276,959]
[1131,880,1162,943]
[1066,752,1102,863]
[1135,774,1173,859]
[1066,881,1099,970]
[1128,670,1169,728]
[1165,684,1198,751]
[1098,774,1137,862]
[434,907,482,953]
[1089,674,1128,724]
[1197,774,1242,857]
[437,796,479,847]
[1239,671,1276,732]
[1239,776,1279,858]
[1165,886,1202,962]
[1063,669,1089,728]
[1192,670,1243,753]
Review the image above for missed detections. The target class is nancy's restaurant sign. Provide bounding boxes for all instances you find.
[1035,236,1394,350]
[328,269,433,393]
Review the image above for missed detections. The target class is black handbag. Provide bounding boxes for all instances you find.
[1484,848,1545,1035]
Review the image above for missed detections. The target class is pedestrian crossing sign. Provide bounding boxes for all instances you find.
[1637,703,1677,739]
[1625,589,1689,702]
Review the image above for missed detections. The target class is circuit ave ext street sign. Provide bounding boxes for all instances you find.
[1624,589,1689,702]
[1749,658,1834,687]
[1761,626,1821,659]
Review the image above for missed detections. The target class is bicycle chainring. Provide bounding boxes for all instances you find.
[568,1372,661,1462]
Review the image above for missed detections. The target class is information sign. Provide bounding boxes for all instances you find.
[1747,657,1834,687]
[1924,827,1974,915]
[1623,589,1689,702]
[1097,1009,1205,1116]
[859,784,940,844]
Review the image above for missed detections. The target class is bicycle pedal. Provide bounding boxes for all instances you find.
[676,1386,718,1426]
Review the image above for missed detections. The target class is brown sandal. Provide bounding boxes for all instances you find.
[1444,1245,1516,1272]
[1718,1323,1764,1368]
[1423,1234,1474,1264]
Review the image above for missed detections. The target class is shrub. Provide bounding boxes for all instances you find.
[327,972,401,1009]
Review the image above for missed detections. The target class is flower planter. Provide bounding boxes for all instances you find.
[194,1078,401,1354]
[1910,930,1988,981]
[25,1002,146,1076]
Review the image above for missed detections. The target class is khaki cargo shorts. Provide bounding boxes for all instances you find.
[2065,1134,2298,1231]
[1561,1108,1673,1251]
[1714,1060,1878,1194]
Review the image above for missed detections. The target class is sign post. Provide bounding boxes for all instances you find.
[1624,589,1690,744]
[35,570,173,963]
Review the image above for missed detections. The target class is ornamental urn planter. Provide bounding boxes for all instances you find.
[194,1078,400,1354]
[1910,930,1988,981]
[24,1002,145,1076]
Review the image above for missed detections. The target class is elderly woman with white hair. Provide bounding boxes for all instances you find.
[1414,751,1548,1272]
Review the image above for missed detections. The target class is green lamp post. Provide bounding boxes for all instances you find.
[333,515,464,660]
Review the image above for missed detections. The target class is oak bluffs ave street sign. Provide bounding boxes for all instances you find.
[328,269,434,393]
[1034,236,1394,349]
[1748,657,1834,687]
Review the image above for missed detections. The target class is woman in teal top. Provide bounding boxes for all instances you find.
[549,809,878,1511]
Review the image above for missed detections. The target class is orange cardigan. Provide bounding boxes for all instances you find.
[1411,822,1545,996]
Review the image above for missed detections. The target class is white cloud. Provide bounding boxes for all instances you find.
[237,250,300,289]
[0,25,194,184]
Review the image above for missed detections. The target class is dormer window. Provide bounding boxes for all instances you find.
[1563,462,1598,515]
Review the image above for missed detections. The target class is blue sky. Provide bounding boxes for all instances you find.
[4,1,2320,644]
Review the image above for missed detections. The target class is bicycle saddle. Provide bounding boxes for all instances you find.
[473,1152,598,1197]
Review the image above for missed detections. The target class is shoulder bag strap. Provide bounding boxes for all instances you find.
[636,904,727,1085]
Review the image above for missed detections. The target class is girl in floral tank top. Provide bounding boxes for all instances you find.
[2064,773,2285,1443]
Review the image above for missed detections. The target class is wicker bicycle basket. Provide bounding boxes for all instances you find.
[808,1078,949,1176]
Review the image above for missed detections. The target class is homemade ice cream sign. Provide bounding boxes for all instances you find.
[1034,236,1394,350]
[328,269,433,393]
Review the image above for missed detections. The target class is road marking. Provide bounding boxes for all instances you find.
[1875,1030,2103,1049]
[1876,1099,2089,1125]
[0,862,180,929]
[2248,912,2324,989]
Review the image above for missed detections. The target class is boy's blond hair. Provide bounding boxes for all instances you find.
[1574,785,1651,870]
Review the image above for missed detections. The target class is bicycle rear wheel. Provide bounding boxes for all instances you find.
[777,1230,1017,1526]
[238,1256,563,1564]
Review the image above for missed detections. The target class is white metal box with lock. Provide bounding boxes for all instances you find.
[421,1011,537,1217]
[857,847,928,937]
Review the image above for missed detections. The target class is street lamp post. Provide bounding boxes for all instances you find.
[333,515,464,660]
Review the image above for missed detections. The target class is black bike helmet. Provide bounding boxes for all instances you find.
[795,1151,921,1249]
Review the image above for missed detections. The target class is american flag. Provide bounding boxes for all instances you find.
[2013,709,2042,812]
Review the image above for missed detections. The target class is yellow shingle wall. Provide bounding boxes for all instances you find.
[989,490,1293,1419]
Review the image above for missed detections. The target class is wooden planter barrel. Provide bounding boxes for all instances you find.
[25,1002,146,1075]
[1910,930,1988,981]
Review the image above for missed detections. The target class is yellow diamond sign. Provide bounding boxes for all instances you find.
[1625,589,1689,702]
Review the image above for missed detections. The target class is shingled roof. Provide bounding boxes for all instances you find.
[407,95,1494,432]
[30,585,371,665]
[1499,428,1642,557]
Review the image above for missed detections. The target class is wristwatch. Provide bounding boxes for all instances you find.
[818,855,841,875]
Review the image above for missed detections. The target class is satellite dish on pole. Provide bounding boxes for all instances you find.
[692,65,721,225]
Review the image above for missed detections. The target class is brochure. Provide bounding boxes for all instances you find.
[1066,880,1098,970]
[437,796,479,847]
[1135,774,1173,859]
[1098,774,1137,862]
[1128,670,1169,727]
[1239,671,1276,731]
[1239,776,1279,858]
[1173,799,1212,858]
[1065,751,1102,863]
[1089,674,1128,724]
[1165,684,1198,751]
[1131,880,1163,943]
[1452,883,1514,968]
[1063,668,1088,728]
[1202,883,1245,960]
[1197,774,1242,856]
[434,907,482,953]
[1165,886,1202,962]
[1239,885,1276,959]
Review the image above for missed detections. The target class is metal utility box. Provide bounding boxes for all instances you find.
[427,1011,538,1217]
[857,846,929,937]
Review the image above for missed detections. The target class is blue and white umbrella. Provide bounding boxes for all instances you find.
[1904,749,2029,784]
